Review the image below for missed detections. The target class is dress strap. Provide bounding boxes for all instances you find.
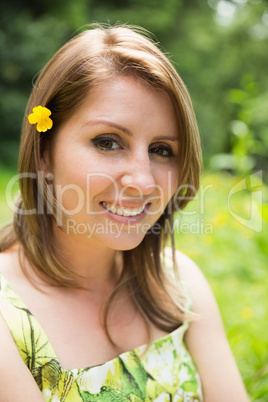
[0,272,58,370]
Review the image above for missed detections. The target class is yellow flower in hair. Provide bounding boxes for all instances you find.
[28,106,53,132]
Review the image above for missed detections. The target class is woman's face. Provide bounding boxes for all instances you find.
[46,76,179,250]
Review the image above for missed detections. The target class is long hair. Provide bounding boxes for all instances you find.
[0,24,202,341]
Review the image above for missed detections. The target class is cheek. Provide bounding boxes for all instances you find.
[50,152,88,212]
[159,166,178,203]
[52,171,86,213]
[86,175,119,201]
[147,167,178,218]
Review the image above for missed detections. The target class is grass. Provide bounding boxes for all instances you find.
[174,172,268,401]
[0,169,267,400]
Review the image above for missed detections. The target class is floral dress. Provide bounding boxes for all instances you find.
[0,272,203,401]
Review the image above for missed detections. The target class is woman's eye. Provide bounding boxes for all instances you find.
[92,137,120,150]
[149,145,174,158]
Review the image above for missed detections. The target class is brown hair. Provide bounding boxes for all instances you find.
[0,24,202,341]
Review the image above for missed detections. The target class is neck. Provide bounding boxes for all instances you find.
[51,223,122,291]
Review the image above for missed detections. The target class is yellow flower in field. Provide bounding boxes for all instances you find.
[28,106,53,132]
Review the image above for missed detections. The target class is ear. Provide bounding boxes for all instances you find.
[41,150,52,178]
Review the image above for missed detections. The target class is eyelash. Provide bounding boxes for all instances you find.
[91,136,175,158]
[92,136,120,151]
[149,145,174,158]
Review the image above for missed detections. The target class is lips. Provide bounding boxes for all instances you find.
[101,202,146,217]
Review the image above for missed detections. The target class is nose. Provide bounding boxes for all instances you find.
[120,152,155,196]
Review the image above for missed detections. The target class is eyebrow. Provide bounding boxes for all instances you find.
[84,118,179,142]
[83,119,132,136]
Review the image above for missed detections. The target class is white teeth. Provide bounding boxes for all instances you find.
[102,202,145,217]
[124,209,132,216]
[110,205,117,214]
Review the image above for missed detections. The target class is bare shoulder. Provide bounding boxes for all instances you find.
[0,245,32,292]
[0,244,20,276]
[0,250,44,400]
[174,249,217,316]
[0,315,44,401]
[167,248,249,401]
[164,246,213,314]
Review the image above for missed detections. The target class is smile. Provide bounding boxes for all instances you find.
[101,202,146,217]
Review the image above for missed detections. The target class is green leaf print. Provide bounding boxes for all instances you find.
[0,273,203,401]
[119,352,151,398]
[180,363,199,393]
[78,385,132,401]
[32,358,62,391]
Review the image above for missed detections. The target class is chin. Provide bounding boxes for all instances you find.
[102,232,147,252]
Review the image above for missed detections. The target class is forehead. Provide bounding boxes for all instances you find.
[70,76,179,135]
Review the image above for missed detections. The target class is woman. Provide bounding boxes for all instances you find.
[0,25,248,401]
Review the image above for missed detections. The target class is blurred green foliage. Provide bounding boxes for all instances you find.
[0,0,267,175]
[174,172,268,401]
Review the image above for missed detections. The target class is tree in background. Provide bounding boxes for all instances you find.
[0,0,267,177]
